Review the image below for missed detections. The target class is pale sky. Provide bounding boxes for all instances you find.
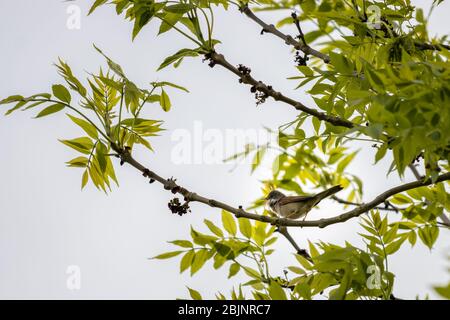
[0,0,449,299]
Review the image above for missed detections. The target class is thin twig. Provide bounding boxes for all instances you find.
[331,195,398,212]
[239,5,330,63]
[207,51,354,128]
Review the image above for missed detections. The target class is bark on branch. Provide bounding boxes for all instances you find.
[207,51,355,129]
[111,144,450,229]
[240,5,330,63]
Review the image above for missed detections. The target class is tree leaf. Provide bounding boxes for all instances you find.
[81,170,89,189]
[165,4,194,14]
[52,84,71,103]
[59,137,94,154]
[238,218,253,239]
[191,249,209,275]
[222,210,237,236]
[187,287,202,300]
[152,251,183,259]
[67,114,98,139]
[228,262,240,278]
[35,103,65,118]
[169,240,193,248]
[88,0,107,15]
[268,281,287,300]
[204,219,224,237]
[159,89,171,111]
[180,250,194,273]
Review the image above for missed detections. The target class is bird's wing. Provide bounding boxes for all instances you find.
[278,195,313,205]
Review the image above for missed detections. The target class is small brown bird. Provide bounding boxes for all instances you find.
[266,185,343,220]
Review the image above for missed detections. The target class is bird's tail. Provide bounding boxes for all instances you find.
[313,185,343,204]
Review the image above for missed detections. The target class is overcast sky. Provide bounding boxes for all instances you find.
[0,0,449,299]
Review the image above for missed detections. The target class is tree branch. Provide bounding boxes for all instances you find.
[111,144,450,229]
[330,195,399,212]
[414,41,450,51]
[207,51,355,128]
[240,5,330,63]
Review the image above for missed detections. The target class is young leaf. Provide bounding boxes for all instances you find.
[152,251,183,259]
[169,240,193,248]
[81,170,89,189]
[238,218,253,239]
[35,103,65,118]
[67,114,98,139]
[204,219,224,237]
[52,84,71,103]
[159,89,171,111]
[268,281,287,300]
[228,262,240,278]
[221,210,237,236]
[187,287,202,300]
[180,250,194,273]
[59,137,94,154]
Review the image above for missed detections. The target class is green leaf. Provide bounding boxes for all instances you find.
[330,52,353,74]
[159,89,171,111]
[190,227,217,246]
[191,249,209,275]
[165,4,194,14]
[59,137,94,154]
[158,13,182,34]
[297,65,314,77]
[385,236,406,255]
[204,219,224,237]
[390,194,411,205]
[268,281,287,300]
[180,250,194,273]
[295,254,313,270]
[434,283,450,299]
[251,146,266,173]
[66,156,88,168]
[132,8,154,40]
[264,237,278,246]
[222,210,237,236]
[157,48,199,71]
[52,84,71,103]
[408,230,417,246]
[0,95,24,105]
[238,218,253,239]
[337,153,356,173]
[308,241,320,258]
[35,103,65,118]
[383,224,398,243]
[228,262,240,278]
[81,170,89,189]
[88,0,107,15]
[187,287,202,300]
[169,240,193,248]
[152,251,183,259]
[418,225,439,249]
[67,114,98,139]
[152,81,189,92]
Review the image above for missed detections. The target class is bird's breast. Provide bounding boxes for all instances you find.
[278,202,311,219]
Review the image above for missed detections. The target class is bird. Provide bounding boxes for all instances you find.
[265,185,343,220]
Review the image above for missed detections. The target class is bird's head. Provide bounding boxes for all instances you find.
[265,190,285,205]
